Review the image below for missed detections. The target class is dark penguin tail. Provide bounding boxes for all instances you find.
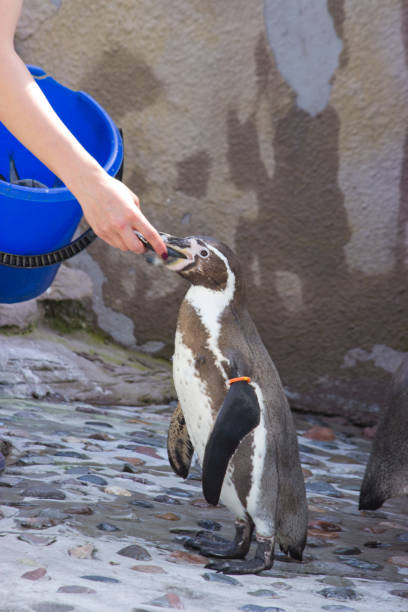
[275,438,308,561]
[277,502,308,562]
[359,472,388,511]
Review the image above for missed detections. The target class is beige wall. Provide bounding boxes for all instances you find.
[16,0,408,422]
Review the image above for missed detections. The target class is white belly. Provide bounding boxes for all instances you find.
[173,331,214,464]
[173,330,246,519]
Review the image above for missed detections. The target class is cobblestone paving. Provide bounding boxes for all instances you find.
[0,398,407,612]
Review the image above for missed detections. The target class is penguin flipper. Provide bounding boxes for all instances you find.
[202,381,260,506]
[167,402,194,478]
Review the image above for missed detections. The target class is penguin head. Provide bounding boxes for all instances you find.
[147,233,243,291]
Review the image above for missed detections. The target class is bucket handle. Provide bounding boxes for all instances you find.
[0,227,97,268]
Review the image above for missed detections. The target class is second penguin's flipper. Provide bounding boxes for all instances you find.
[167,402,194,478]
[202,380,260,506]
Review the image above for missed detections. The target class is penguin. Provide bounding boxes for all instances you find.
[359,355,408,510]
[148,233,308,574]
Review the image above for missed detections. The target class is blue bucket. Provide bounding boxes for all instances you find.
[0,65,123,304]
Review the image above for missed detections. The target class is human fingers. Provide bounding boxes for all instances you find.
[100,230,129,251]
[134,213,167,258]
[121,225,146,254]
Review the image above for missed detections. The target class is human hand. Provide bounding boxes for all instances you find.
[70,168,167,257]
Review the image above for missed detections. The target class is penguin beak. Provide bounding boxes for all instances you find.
[159,234,195,270]
[139,232,193,270]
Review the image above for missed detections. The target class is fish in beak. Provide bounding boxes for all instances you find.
[136,231,194,271]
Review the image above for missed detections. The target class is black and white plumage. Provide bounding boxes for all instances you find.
[151,233,307,574]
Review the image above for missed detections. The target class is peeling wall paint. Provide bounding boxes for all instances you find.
[264,0,342,116]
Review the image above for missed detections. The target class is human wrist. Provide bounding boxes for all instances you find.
[61,152,107,202]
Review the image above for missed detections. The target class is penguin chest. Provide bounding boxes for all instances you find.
[173,331,220,464]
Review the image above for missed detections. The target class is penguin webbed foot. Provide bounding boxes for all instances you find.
[185,519,253,559]
[205,536,274,575]
[184,530,246,559]
[205,557,271,575]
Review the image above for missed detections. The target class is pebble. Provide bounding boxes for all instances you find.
[319,577,355,588]
[76,406,106,415]
[116,456,145,466]
[54,450,89,459]
[88,431,115,441]
[154,494,182,505]
[131,445,162,459]
[166,487,193,498]
[39,508,70,521]
[155,512,180,521]
[240,606,285,612]
[97,522,121,532]
[303,426,335,441]
[84,442,103,452]
[388,555,408,568]
[363,525,386,534]
[57,585,97,594]
[334,547,361,556]
[18,534,56,546]
[309,520,342,532]
[77,474,107,485]
[131,565,167,574]
[363,540,391,549]
[129,432,166,448]
[21,567,47,580]
[85,421,113,428]
[248,589,278,597]
[396,532,408,542]
[117,544,152,561]
[130,500,154,509]
[121,463,140,474]
[31,604,74,612]
[81,575,120,583]
[340,558,382,571]
[68,542,95,559]
[21,485,65,500]
[64,505,93,515]
[17,454,51,466]
[202,572,241,586]
[168,550,208,564]
[322,607,357,612]
[308,529,339,540]
[17,516,60,529]
[104,485,132,496]
[147,593,184,609]
[318,587,361,601]
[66,467,90,475]
[299,453,324,466]
[306,481,343,498]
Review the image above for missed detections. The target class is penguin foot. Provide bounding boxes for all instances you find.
[205,557,270,575]
[185,519,253,559]
[184,531,245,559]
[206,535,274,575]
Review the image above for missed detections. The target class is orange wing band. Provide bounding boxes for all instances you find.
[228,376,252,384]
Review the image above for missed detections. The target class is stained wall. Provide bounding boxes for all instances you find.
[16,0,408,422]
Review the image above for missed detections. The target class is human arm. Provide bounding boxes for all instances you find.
[0,0,167,256]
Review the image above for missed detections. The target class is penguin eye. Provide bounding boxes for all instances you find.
[200,249,209,258]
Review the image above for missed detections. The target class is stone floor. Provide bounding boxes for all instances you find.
[0,395,407,612]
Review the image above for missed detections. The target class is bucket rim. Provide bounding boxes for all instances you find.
[0,65,123,202]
